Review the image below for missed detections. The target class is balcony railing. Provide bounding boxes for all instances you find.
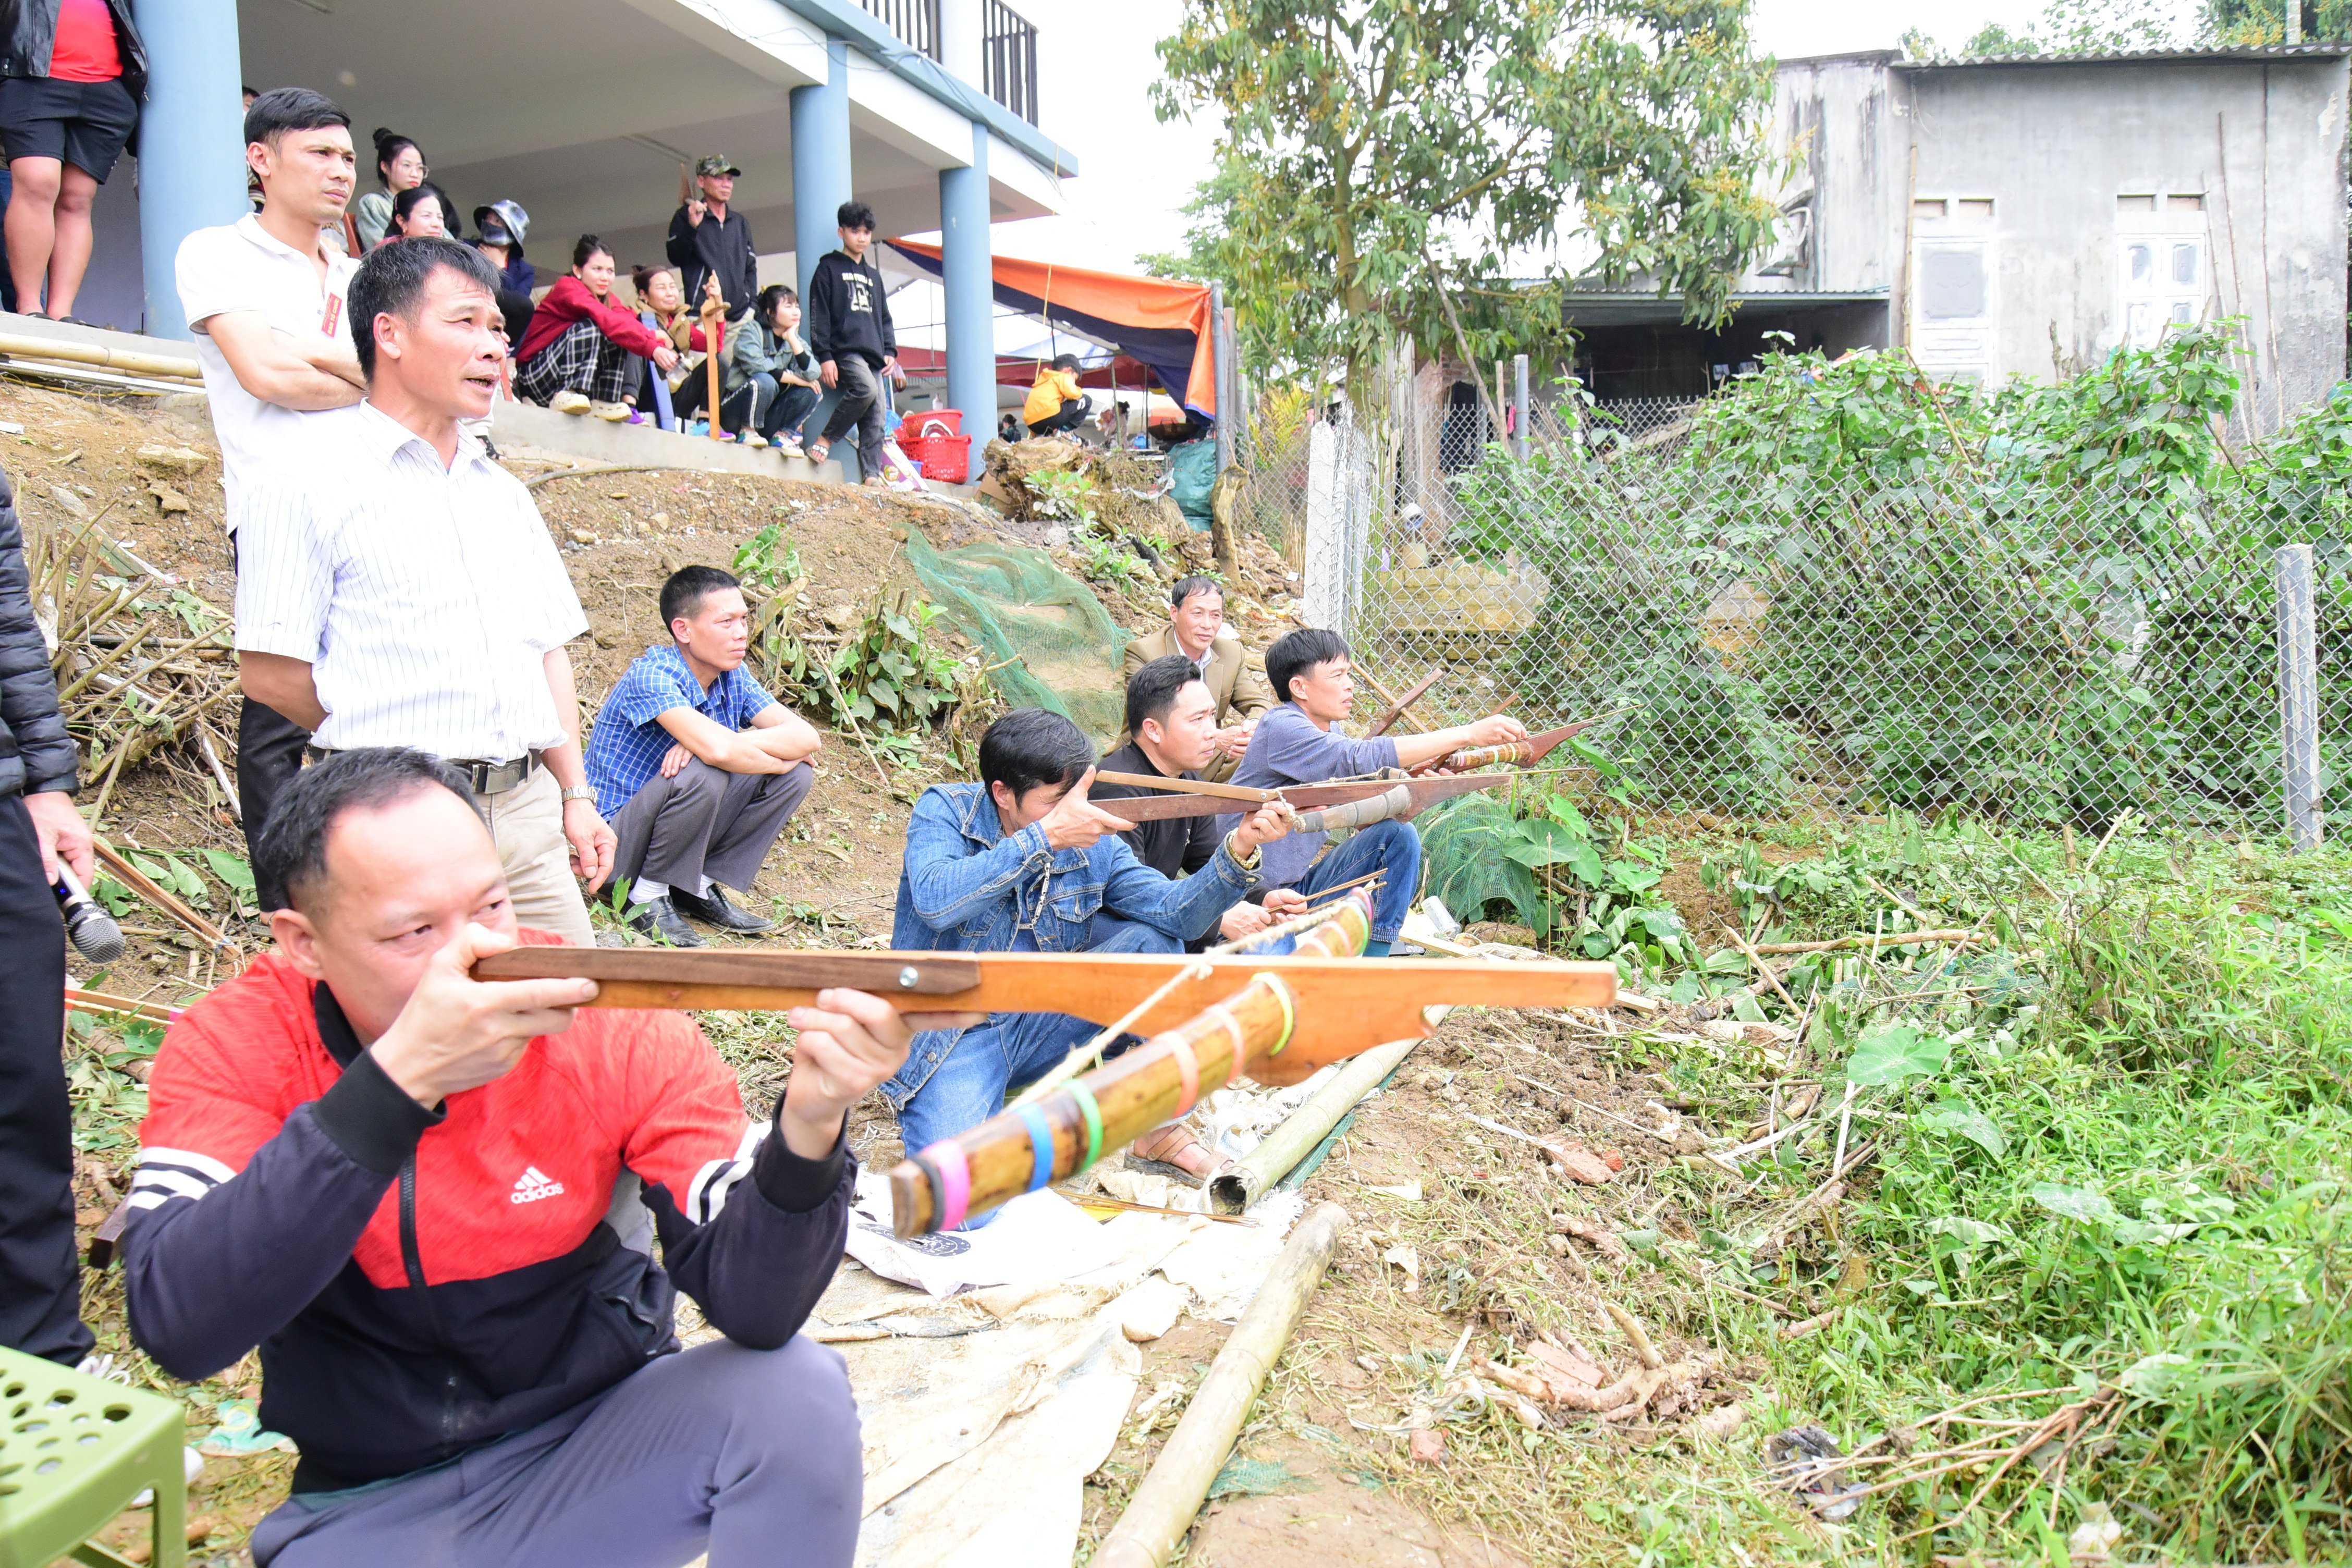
[859,0,941,60]
[983,0,1039,126]
[857,0,1040,128]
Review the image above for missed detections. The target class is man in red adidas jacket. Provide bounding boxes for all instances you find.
[123,748,974,1566]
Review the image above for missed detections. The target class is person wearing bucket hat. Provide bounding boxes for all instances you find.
[666,153,754,323]
[469,199,536,347]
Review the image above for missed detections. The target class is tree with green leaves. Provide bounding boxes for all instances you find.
[2202,0,2351,41]
[1148,0,1780,401]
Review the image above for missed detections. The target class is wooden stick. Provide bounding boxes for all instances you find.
[1354,668,1428,736]
[92,841,232,953]
[1092,769,1277,803]
[475,944,1619,1085]
[1367,668,1440,737]
[1724,923,1804,1014]
[1093,1203,1346,1568]
[1746,929,1988,957]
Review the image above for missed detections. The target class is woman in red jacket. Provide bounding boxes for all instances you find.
[514,234,679,421]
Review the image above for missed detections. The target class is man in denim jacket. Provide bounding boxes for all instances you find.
[884,709,1293,1202]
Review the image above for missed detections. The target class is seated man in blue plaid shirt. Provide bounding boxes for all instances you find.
[584,566,822,946]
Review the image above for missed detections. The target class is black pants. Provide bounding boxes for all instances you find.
[1027,393,1092,436]
[239,696,307,910]
[0,795,90,1365]
[230,536,311,911]
[818,356,889,480]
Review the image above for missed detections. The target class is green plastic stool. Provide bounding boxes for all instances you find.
[0,1345,185,1568]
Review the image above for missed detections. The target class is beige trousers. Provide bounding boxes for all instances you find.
[480,765,593,944]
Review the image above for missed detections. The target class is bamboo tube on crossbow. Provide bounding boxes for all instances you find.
[1434,709,1632,773]
[889,898,1371,1235]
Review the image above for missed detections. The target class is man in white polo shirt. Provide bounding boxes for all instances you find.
[233,237,617,944]
[175,86,365,909]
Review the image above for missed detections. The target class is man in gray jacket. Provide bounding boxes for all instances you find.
[0,466,94,1364]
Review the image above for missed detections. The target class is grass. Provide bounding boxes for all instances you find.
[1232,814,2352,1565]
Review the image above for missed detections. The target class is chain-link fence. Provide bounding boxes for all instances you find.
[1229,396,2350,838]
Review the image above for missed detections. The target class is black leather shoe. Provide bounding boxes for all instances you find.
[671,884,775,933]
[628,895,706,947]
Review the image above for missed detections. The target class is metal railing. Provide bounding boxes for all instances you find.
[983,0,1040,126]
[858,0,940,60]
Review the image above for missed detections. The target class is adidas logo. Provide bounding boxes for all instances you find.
[509,1166,566,1205]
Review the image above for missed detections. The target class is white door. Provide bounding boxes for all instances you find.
[1910,198,1996,381]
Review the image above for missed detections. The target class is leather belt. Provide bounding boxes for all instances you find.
[303,746,540,797]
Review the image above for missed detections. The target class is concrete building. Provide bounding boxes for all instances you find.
[78,0,1077,434]
[1569,45,2350,427]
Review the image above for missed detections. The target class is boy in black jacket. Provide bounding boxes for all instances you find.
[805,199,902,483]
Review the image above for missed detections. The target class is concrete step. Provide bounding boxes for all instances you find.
[489,398,850,481]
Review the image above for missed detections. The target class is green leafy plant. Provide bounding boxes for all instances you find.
[1027,468,1100,525]
[811,591,962,733]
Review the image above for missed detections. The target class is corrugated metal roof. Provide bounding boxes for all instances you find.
[1894,43,2350,67]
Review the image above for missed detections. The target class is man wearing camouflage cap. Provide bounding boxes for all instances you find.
[666,154,755,322]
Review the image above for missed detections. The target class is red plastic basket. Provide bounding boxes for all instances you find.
[908,409,963,443]
[916,433,971,483]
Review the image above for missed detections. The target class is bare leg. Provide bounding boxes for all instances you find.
[5,157,62,315]
[42,164,97,320]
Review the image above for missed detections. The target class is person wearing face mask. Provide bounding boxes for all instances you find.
[470,200,537,349]
[719,283,821,453]
[350,128,422,250]
[233,238,618,944]
[511,234,680,422]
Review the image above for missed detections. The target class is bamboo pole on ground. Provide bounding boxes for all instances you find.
[0,331,201,381]
[1208,1034,1420,1214]
[1092,1200,1349,1568]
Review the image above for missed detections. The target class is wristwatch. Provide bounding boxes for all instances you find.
[1223,832,1261,871]
[560,785,598,806]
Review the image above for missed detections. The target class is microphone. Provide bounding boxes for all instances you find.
[53,865,127,965]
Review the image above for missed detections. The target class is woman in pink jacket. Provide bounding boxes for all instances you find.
[513,234,679,420]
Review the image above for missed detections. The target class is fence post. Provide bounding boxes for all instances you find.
[1210,284,1233,475]
[2276,543,2323,851]
[1511,353,1529,462]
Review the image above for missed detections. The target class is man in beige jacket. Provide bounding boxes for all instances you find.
[1120,575,1275,782]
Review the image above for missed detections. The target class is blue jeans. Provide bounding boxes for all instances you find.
[888,918,1180,1227]
[1285,820,1420,942]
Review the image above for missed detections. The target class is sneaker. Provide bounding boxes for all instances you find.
[736,430,768,448]
[550,390,592,415]
[590,401,631,422]
[627,895,705,947]
[774,438,805,458]
[671,884,775,933]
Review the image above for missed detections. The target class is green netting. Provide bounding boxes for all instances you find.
[1166,438,1217,532]
[904,528,1131,744]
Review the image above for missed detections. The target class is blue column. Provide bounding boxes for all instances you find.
[938,122,994,436]
[789,38,852,305]
[133,0,249,340]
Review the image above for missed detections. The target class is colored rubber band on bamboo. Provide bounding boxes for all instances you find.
[1169,1034,1202,1118]
[922,1140,972,1231]
[1256,974,1297,1056]
[1203,1003,1247,1084]
[1067,1083,1104,1172]
[1016,1104,1057,1192]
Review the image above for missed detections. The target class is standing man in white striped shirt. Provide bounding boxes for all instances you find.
[233,238,617,943]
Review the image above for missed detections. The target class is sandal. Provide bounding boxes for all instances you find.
[805,437,831,464]
[1127,1122,1233,1180]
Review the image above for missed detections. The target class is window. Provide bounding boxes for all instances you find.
[1913,198,1947,220]
[2120,236,2206,347]
[2168,192,2206,212]
[1956,198,1995,220]
[1922,249,1987,319]
[2116,193,2158,214]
